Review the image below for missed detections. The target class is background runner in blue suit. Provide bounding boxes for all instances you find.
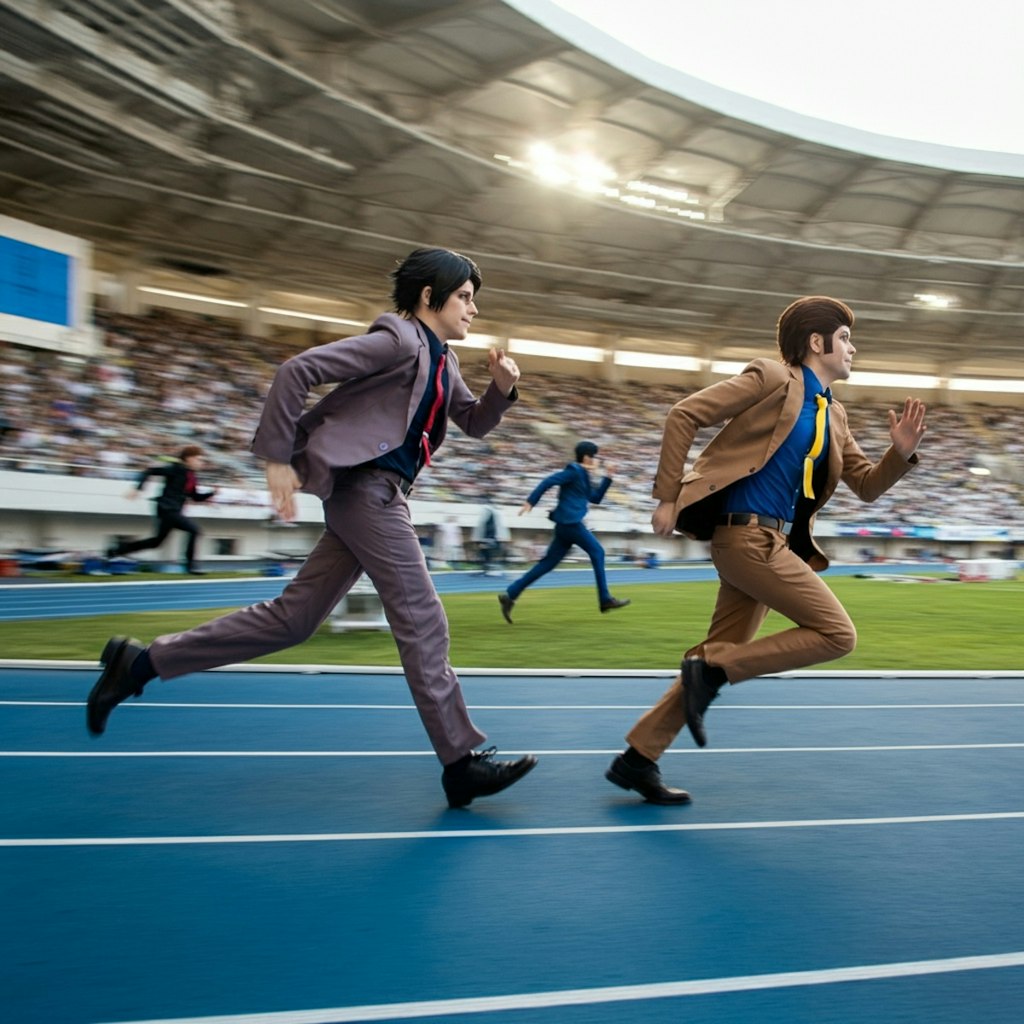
[499,440,630,622]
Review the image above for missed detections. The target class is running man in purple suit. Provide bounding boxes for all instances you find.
[87,247,537,809]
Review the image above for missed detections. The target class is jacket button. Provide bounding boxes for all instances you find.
[378,442,389,451]
[708,484,716,491]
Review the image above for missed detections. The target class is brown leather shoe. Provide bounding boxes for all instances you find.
[600,597,631,613]
[605,755,691,804]
[498,592,515,624]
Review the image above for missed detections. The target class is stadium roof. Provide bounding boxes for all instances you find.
[1,0,1022,378]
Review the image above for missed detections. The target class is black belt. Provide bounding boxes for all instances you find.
[717,513,792,536]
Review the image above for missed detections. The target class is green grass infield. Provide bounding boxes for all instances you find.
[1,575,1021,671]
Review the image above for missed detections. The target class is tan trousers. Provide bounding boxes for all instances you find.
[626,521,856,760]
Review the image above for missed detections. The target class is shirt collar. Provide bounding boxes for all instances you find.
[801,364,832,403]
[416,319,447,358]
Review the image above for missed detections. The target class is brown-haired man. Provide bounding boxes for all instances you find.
[107,444,217,575]
[607,296,927,804]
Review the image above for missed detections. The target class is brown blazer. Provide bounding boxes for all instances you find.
[654,358,918,571]
[251,313,515,499]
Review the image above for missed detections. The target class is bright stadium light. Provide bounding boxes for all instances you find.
[509,338,606,362]
[912,293,957,309]
[615,350,703,371]
[138,287,248,308]
[950,377,1024,394]
[450,333,502,350]
[494,144,706,218]
[710,360,746,375]
[258,307,364,327]
[847,372,942,388]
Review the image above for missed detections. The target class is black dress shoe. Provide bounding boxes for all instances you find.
[605,755,691,805]
[86,636,148,736]
[600,597,631,613]
[498,592,515,624]
[683,657,723,748]
[441,748,538,808]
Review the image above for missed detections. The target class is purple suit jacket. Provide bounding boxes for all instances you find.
[251,313,516,499]
[654,358,919,570]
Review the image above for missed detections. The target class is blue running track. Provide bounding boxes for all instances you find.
[2,660,1023,1024]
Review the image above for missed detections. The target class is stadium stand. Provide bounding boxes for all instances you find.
[2,310,1022,540]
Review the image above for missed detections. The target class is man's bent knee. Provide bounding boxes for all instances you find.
[825,622,857,658]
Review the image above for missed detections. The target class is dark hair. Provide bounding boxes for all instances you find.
[575,440,599,462]
[179,444,204,460]
[390,247,482,316]
[776,296,855,365]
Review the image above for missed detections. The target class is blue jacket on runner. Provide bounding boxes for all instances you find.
[526,461,612,524]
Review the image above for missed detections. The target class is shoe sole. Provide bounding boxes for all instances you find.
[605,765,692,805]
[604,765,634,791]
[445,755,538,809]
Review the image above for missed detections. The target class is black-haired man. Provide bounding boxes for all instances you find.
[499,440,630,623]
[87,247,537,809]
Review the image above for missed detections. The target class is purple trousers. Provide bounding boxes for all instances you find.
[149,467,486,764]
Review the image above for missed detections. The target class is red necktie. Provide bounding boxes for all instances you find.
[420,353,446,467]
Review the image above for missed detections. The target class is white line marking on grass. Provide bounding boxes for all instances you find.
[86,951,1024,1023]
[4,811,1024,848]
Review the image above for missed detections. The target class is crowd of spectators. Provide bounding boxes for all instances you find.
[2,309,1022,532]
[0,310,284,504]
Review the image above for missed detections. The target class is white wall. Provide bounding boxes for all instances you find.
[1,470,1013,567]
[0,469,700,563]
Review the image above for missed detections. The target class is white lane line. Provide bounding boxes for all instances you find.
[89,951,1024,1023]
[3,661,1024,679]
[4,743,1024,757]
[5,700,1024,710]
[4,811,1024,847]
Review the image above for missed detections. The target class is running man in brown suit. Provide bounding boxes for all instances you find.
[606,296,927,804]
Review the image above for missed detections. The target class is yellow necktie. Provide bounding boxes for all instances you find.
[802,394,829,499]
